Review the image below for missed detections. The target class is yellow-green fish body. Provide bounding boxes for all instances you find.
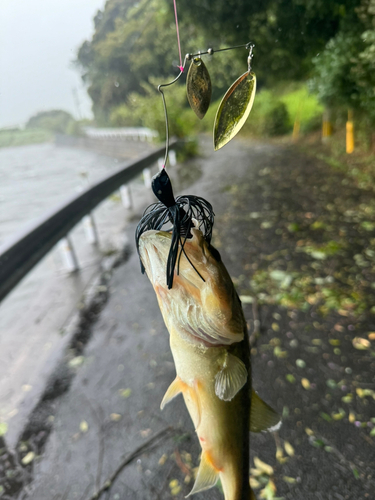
[139,226,279,500]
[166,330,251,499]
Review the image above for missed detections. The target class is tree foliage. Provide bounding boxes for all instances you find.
[76,0,373,125]
[110,78,196,139]
[26,110,75,134]
[177,0,359,82]
[310,0,375,122]
[77,0,180,123]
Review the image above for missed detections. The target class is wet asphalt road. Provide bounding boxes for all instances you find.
[4,136,375,500]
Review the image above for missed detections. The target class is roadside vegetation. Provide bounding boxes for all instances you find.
[0,128,53,148]
[0,110,88,149]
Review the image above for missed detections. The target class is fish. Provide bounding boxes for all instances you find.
[139,224,280,500]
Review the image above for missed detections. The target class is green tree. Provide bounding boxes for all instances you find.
[353,0,375,122]
[26,110,75,134]
[177,0,362,84]
[310,0,375,122]
[76,0,180,123]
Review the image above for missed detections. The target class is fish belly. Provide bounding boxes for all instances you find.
[169,330,250,500]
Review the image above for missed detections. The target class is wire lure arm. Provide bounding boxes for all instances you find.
[158,60,187,169]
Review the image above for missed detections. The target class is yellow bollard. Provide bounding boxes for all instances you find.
[346,109,354,154]
[322,110,332,142]
[292,119,300,141]
[292,99,303,142]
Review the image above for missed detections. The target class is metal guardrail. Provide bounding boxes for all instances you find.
[0,141,177,303]
[83,126,158,141]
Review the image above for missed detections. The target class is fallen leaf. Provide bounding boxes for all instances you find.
[301,378,311,390]
[0,422,8,437]
[275,446,284,463]
[283,476,296,484]
[250,477,261,489]
[332,410,345,421]
[239,295,254,304]
[341,394,353,403]
[284,441,295,457]
[329,338,341,345]
[171,485,181,495]
[274,346,287,358]
[68,356,85,368]
[312,339,322,345]
[253,457,274,476]
[119,388,132,398]
[140,428,152,438]
[21,451,35,465]
[169,479,181,496]
[352,337,370,350]
[80,420,89,433]
[259,478,276,499]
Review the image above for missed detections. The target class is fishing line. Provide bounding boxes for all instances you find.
[158,67,185,169]
[172,0,183,71]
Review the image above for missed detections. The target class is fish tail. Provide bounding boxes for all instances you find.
[220,470,255,500]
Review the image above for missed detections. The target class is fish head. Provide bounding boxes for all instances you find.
[139,227,245,347]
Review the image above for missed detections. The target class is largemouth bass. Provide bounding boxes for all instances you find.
[139,225,280,500]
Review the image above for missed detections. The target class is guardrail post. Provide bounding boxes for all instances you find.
[82,214,99,245]
[58,236,79,272]
[143,168,152,188]
[169,150,177,167]
[120,184,133,209]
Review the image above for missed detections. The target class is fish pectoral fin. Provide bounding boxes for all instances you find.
[188,381,202,430]
[186,452,219,496]
[215,353,247,401]
[250,389,281,433]
[160,377,184,410]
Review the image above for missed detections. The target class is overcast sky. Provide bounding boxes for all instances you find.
[0,0,105,128]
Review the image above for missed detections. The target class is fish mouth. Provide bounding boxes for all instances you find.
[139,229,207,291]
[139,230,173,287]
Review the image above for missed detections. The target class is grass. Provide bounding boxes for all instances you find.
[278,84,324,131]
[0,128,53,148]
[238,82,323,138]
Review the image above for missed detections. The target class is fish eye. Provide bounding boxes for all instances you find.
[208,244,221,262]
